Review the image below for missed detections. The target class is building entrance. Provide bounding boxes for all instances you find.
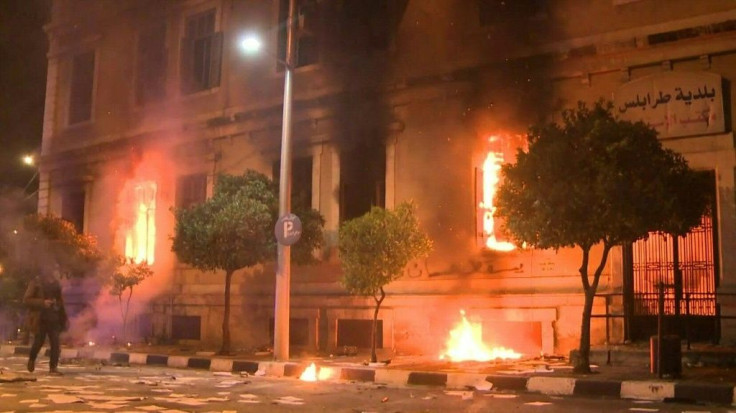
[623,172,719,343]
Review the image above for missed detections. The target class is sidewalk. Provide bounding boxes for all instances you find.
[2,343,736,406]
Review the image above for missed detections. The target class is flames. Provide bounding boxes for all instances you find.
[479,150,515,251]
[123,181,157,264]
[479,136,515,252]
[440,310,522,362]
[299,363,333,381]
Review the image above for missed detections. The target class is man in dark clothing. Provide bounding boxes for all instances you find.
[23,268,68,375]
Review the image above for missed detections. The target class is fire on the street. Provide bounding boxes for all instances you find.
[439,310,522,362]
[299,363,333,381]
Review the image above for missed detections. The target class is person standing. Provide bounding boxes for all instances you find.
[23,268,68,375]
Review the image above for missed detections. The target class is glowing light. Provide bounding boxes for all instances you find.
[88,341,96,347]
[479,137,515,251]
[124,181,156,264]
[300,363,317,381]
[439,310,522,362]
[299,363,332,381]
[240,34,262,54]
[22,154,34,166]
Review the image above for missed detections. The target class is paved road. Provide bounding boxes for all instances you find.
[0,354,733,412]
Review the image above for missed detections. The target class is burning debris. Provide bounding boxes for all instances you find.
[439,310,522,362]
[299,362,333,381]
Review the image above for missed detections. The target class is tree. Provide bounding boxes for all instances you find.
[0,190,36,313]
[0,201,102,342]
[106,254,153,343]
[339,202,432,363]
[19,213,103,278]
[495,101,710,373]
[171,171,324,355]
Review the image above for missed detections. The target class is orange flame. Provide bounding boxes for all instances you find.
[299,363,332,381]
[479,138,515,251]
[439,310,522,362]
[124,181,156,264]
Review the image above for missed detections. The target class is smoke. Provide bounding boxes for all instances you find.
[0,188,36,340]
[68,147,178,345]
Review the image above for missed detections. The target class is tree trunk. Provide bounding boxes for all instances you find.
[219,269,233,355]
[117,294,125,343]
[575,288,596,373]
[123,287,134,343]
[371,287,386,363]
[573,243,612,374]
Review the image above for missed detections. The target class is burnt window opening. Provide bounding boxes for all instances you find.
[180,9,222,94]
[136,23,167,104]
[339,0,391,53]
[340,140,385,222]
[337,319,382,349]
[171,315,201,340]
[478,0,547,27]
[273,156,313,212]
[269,317,310,346]
[176,173,207,209]
[277,0,320,69]
[61,189,85,233]
[69,51,95,124]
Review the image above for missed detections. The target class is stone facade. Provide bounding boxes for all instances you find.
[39,0,736,357]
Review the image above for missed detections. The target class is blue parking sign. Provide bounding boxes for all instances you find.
[275,213,302,246]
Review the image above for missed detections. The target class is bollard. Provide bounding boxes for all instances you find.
[650,335,681,378]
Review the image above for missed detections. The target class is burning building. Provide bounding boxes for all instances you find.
[37,0,736,358]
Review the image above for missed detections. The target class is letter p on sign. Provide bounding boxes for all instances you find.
[275,214,302,246]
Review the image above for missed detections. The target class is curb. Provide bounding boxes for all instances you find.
[2,345,734,406]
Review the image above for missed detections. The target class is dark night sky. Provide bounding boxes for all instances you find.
[0,0,49,191]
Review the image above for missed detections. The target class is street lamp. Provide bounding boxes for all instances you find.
[21,153,39,195]
[240,0,296,361]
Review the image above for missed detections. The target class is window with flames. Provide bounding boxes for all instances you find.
[475,135,521,252]
[123,181,157,264]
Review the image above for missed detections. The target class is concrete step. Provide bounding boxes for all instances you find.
[591,344,736,368]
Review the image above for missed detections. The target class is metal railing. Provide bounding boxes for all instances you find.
[592,289,736,369]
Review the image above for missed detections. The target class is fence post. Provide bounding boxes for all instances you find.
[685,293,691,350]
[657,282,664,378]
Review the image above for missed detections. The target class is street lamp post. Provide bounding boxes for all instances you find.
[273,0,296,361]
[238,0,296,361]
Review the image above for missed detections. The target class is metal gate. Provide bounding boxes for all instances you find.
[624,209,719,342]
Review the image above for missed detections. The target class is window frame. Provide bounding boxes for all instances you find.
[180,7,223,95]
[67,50,97,126]
[136,22,168,105]
[176,173,208,209]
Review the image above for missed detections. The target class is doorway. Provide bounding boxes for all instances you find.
[623,171,719,343]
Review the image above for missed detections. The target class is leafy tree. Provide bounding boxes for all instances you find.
[495,101,710,373]
[1,211,102,310]
[0,190,34,313]
[20,213,103,278]
[171,171,324,355]
[339,202,432,363]
[291,205,325,264]
[0,200,102,342]
[106,254,154,343]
